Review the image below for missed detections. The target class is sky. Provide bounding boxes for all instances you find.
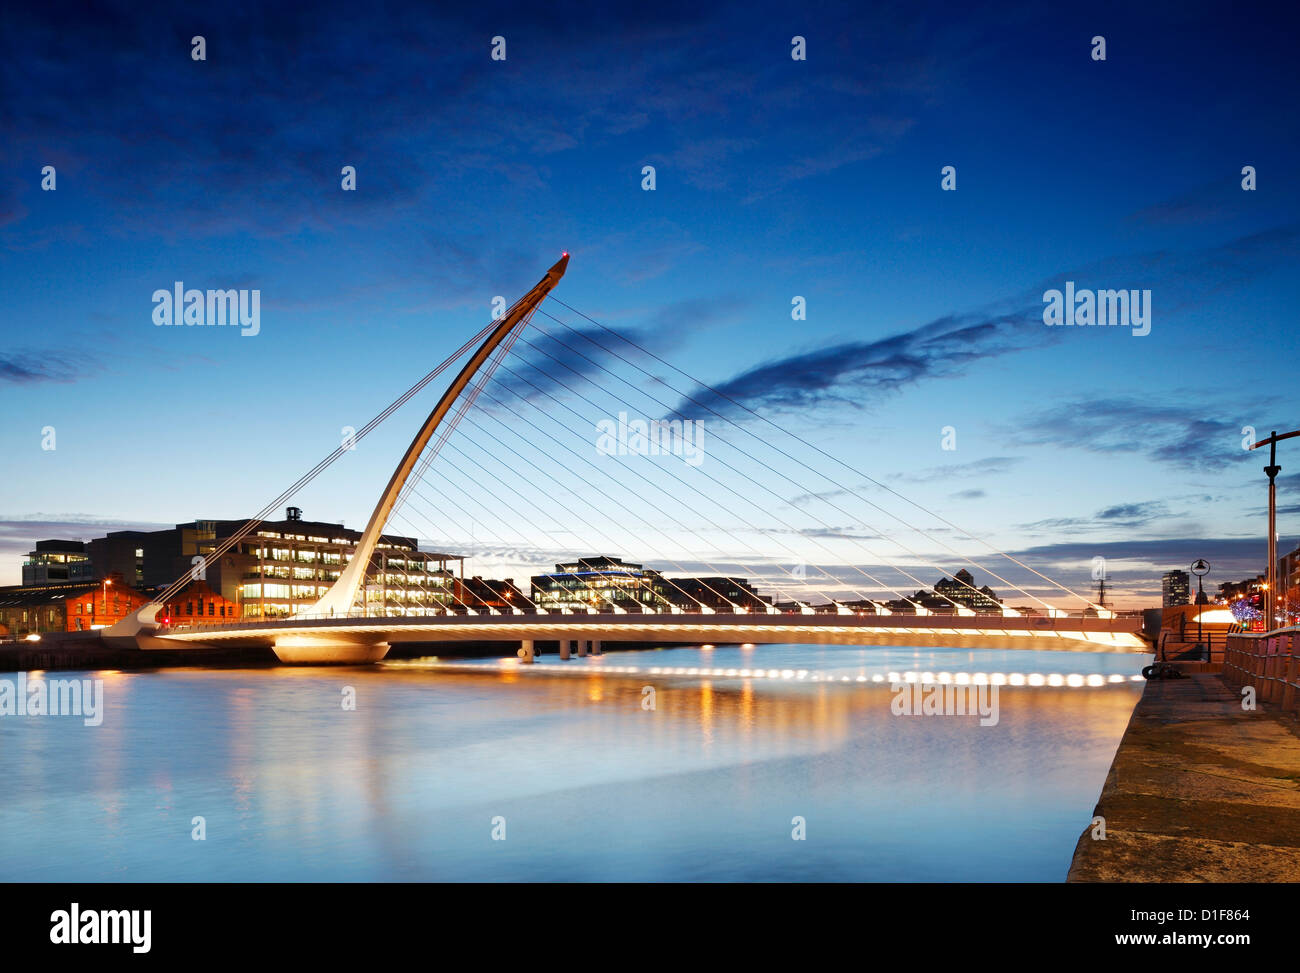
[1,0,1298,609]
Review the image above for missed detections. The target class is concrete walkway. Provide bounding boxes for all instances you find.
[1068,671,1300,881]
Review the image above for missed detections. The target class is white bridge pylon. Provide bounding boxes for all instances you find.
[312,254,568,621]
[280,254,570,662]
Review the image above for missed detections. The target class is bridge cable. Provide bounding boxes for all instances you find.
[488,342,924,613]
[543,296,1102,611]
[147,316,504,610]
[517,320,977,616]
[473,363,856,612]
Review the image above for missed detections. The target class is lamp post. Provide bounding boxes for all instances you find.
[1250,429,1300,631]
[1190,559,1210,656]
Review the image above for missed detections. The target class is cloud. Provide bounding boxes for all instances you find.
[0,351,97,384]
[1127,174,1298,228]
[1097,501,1168,523]
[788,486,858,507]
[670,224,1300,419]
[0,514,172,558]
[1011,537,1263,574]
[486,295,751,409]
[1014,398,1255,473]
[669,309,1033,419]
[1019,500,1173,533]
[1128,177,1251,227]
[895,456,1023,484]
[0,0,933,251]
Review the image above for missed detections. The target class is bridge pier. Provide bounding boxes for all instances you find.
[592,639,602,656]
[560,639,571,660]
[518,639,535,664]
[578,639,588,657]
[272,638,390,665]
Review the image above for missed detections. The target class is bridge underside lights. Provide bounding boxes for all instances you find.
[150,612,1147,656]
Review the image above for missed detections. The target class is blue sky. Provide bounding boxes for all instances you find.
[1,0,1297,607]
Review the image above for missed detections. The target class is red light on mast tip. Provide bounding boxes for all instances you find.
[562,251,569,257]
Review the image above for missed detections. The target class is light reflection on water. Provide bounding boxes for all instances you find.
[0,644,1144,881]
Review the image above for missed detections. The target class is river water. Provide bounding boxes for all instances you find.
[0,643,1143,881]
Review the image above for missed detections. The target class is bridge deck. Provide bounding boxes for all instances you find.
[151,611,1148,653]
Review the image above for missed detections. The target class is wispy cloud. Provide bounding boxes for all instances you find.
[895,456,1023,483]
[0,351,97,385]
[1012,536,1263,573]
[670,224,1300,419]
[1014,398,1256,473]
[1128,174,1299,228]
[0,514,172,557]
[489,295,751,410]
[1019,499,1172,532]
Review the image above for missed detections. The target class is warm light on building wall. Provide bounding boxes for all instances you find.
[1193,608,1238,625]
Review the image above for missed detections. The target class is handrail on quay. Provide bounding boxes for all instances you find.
[1222,626,1300,714]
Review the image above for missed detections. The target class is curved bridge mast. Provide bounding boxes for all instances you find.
[308,253,568,628]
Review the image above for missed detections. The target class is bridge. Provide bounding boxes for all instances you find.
[105,253,1145,663]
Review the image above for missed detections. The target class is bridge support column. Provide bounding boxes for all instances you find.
[560,639,571,660]
[592,640,602,656]
[272,638,390,665]
[518,639,535,664]
[578,639,588,657]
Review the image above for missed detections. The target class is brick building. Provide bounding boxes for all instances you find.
[0,573,149,637]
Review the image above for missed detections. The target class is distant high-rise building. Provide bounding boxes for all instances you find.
[1161,569,1190,607]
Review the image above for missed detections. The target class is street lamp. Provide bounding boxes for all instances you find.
[1250,429,1300,630]
[1190,558,1210,657]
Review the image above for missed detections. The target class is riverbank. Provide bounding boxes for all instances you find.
[0,634,277,672]
[1067,668,1300,881]
[0,635,730,672]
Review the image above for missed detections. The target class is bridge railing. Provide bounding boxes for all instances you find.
[1222,627,1300,713]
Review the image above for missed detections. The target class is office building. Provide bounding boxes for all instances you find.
[1162,569,1190,607]
[35,507,465,620]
